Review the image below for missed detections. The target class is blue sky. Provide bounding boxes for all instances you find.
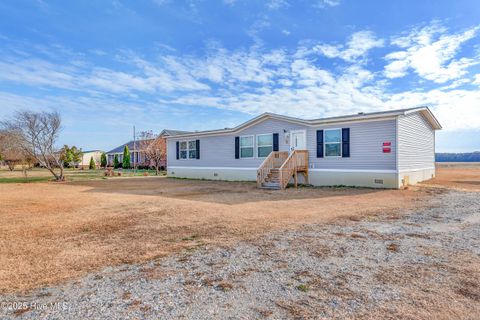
[0,0,479,152]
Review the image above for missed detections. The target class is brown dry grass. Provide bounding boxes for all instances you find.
[0,165,478,294]
[0,176,426,294]
[425,164,480,191]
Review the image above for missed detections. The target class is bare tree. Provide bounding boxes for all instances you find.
[0,130,25,171]
[1,111,65,181]
[138,131,166,175]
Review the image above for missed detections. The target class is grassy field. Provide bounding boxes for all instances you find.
[0,167,165,183]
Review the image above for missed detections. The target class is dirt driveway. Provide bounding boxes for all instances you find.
[1,176,428,294]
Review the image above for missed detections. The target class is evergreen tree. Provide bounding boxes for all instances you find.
[122,145,131,169]
[100,152,107,168]
[114,154,119,169]
[71,147,83,168]
[89,156,96,170]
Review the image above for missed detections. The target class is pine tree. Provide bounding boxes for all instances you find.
[114,154,119,169]
[122,145,131,169]
[100,152,107,168]
[89,156,96,170]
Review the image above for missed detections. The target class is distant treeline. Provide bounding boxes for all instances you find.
[436,151,480,162]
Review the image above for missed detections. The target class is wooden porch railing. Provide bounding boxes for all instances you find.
[278,150,309,189]
[256,151,288,187]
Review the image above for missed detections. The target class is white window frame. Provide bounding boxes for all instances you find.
[324,128,342,158]
[239,135,254,159]
[179,140,197,160]
[179,141,188,160]
[256,133,274,158]
[188,140,197,159]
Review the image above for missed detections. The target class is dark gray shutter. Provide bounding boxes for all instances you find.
[235,136,240,159]
[342,128,350,158]
[273,133,279,151]
[316,130,324,158]
[196,140,200,159]
[176,141,179,160]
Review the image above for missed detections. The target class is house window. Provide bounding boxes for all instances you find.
[240,135,254,158]
[324,129,342,157]
[188,141,197,159]
[179,141,188,159]
[257,134,273,158]
[179,140,197,160]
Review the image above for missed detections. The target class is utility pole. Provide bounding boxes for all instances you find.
[133,125,136,175]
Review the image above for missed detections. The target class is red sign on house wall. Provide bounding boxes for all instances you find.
[383,142,391,153]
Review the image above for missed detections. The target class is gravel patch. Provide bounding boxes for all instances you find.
[1,190,479,319]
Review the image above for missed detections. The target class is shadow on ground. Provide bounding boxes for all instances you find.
[70,176,386,205]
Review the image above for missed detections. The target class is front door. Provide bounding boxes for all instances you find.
[290,130,306,151]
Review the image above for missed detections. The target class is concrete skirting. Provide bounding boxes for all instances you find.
[309,170,398,188]
[168,166,257,181]
[168,166,400,188]
[168,166,435,189]
[398,168,435,188]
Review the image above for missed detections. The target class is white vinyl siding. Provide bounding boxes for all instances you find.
[397,113,435,171]
[168,118,398,170]
[307,119,397,170]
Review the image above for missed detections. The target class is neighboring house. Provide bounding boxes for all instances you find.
[79,150,103,169]
[166,107,441,189]
[106,129,189,168]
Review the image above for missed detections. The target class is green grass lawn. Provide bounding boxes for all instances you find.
[0,167,166,183]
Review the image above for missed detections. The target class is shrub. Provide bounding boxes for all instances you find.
[122,145,130,169]
[100,152,107,168]
[89,156,95,170]
[114,154,119,169]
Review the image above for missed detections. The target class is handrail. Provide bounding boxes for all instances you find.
[278,151,297,189]
[256,151,288,187]
[257,150,307,189]
[278,150,309,189]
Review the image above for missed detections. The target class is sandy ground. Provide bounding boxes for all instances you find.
[0,189,478,319]
[0,164,478,318]
[426,166,480,191]
[0,177,426,294]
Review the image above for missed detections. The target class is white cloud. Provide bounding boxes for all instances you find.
[1,21,479,134]
[473,74,480,85]
[385,22,480,83]
[311,31,384,62]
[315,0,341,8]
[266,0,289,10]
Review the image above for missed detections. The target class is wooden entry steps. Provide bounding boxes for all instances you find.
[257,150,309,190]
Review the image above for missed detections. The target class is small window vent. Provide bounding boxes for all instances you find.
[214,173,218,177]
[374,179,384,184]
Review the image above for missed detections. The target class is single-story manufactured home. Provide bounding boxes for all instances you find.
[166,107,441,189]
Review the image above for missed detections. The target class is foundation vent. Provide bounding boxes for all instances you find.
[214,173,218,177]
[374,179,384,185]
